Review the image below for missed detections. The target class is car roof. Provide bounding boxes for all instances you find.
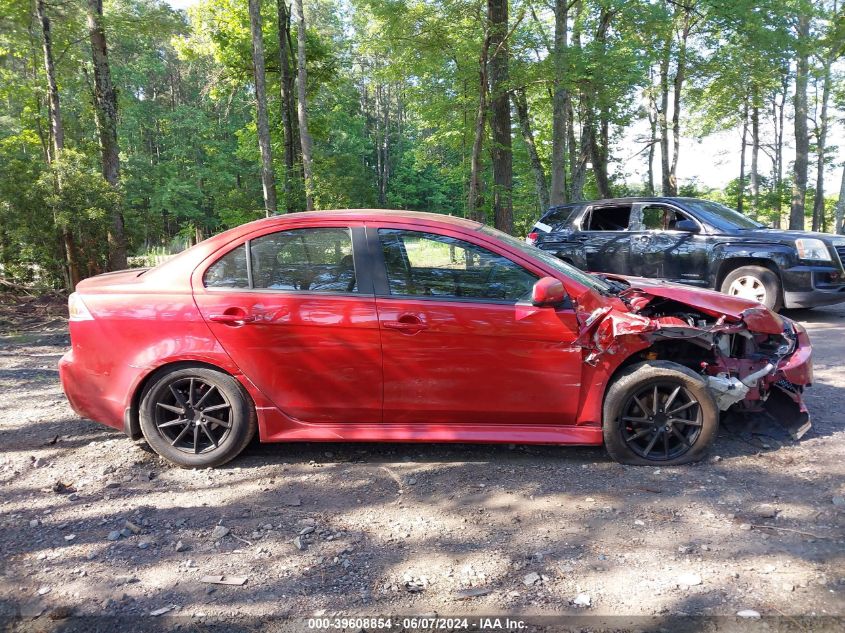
[546,196,704,211]
[239,209,483,232]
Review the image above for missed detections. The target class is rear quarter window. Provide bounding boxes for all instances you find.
[540,206,578,231]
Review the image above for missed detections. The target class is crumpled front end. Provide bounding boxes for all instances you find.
[574,282,813,440]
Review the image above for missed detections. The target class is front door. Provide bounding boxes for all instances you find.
[192,225,382,424]
[370,225,583,426]
[630,203,710,285]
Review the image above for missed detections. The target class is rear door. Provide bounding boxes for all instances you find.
[368,223,583,426]
[192,224,382,424]
[576,203,634,274]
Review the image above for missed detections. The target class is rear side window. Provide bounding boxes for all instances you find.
[540,206,577,230]
[203,228,357,293]
[204,245,249,288]
[250,228,357,292]
[585,205,631,231]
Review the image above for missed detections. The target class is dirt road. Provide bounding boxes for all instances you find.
[1,297,843,630]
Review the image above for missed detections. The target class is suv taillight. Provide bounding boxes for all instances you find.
[526,231,539,246]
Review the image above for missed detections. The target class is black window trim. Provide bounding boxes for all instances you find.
[366,225,540,306]
[202,225,375,296]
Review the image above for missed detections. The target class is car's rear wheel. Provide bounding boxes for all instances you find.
[720,265,782,312]
[139,366,256,468]
[602,361,718,466]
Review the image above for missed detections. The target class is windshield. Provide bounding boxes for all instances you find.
[480,226,614,294]
[682,199,764,230]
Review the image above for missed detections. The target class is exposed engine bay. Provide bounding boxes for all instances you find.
[574,277,813,440]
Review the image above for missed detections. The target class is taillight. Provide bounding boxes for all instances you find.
[68,293,94,321]
[526,231,539,246]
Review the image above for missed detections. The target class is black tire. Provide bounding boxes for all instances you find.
[139,366,256,468]
[602,361,719,466]
[720,265,782,312]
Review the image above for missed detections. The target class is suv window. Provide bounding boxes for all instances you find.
[204,244,249,288]
[378,229,537,302]
[585,205,631,231]
[250,228,357,292]
[541,205,578,230]
[639,205,696,231]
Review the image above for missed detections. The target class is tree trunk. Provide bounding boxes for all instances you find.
[513,88,549,211]
[750,101,760,218]
[658,29,671,196]
[772,74,787,228]
[835,161,845,235]
[646,70,657,196]
[588,7,612,199]
[737,97,748,213]
[487,0,513,234]
[277,0,296,212]
[549,0,568,206]
[790,14,810,231]
[467,34,489,222]
[37,0,79,288]
[86,0,126,270]
[294,0,315,211]
[668,10,691,197]
[812,60,831,232]
[247,0,277,217]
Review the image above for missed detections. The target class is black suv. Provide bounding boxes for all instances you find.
[527,197,845,311]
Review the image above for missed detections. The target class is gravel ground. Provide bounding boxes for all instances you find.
[0,296,843,631]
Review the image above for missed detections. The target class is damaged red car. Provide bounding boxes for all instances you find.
[59,210,813,468]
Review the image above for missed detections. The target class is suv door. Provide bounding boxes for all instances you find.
[571,203,634,274]
[369,224,582,426]
[630,202,710,285]
[192,224,382,424]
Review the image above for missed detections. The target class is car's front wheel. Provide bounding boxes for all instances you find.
[602,361,718,465]
[139,366,256,468]
[720,265,782,312]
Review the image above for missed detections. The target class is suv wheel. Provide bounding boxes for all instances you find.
[720,265,782,311]
[603,361,719,466]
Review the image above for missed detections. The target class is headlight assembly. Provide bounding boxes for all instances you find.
[795,238,832,261]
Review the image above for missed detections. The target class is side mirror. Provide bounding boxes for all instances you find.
[674,219,700,233]
[531,276,567,307]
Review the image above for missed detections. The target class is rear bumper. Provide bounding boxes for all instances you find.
[58,349,124,431]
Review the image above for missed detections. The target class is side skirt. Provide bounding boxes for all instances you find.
[255,411,603,446]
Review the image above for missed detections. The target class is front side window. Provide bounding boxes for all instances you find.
[251,228,357,292]
[585,205,631,231]
[638,205,698,231]
[378,229,537,302]
[641,206,666,230]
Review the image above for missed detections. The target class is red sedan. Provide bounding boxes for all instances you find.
[59,210,813,467]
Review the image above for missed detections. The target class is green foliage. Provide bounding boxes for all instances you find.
[1,0,844,286]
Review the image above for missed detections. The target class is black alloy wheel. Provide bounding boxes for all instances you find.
[619,381,703,461]
[153,376,233,454]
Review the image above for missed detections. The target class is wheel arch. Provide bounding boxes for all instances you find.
[124,359,252,441]
[714,256,781,290]
[592,339,716,428]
